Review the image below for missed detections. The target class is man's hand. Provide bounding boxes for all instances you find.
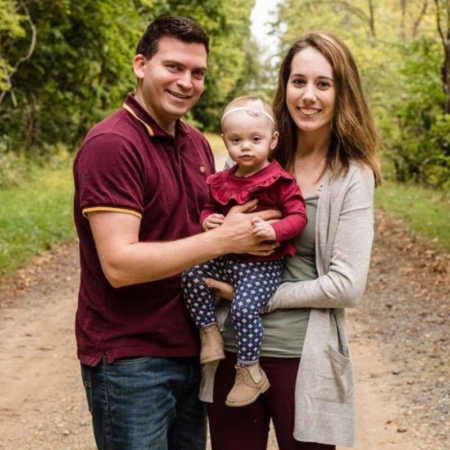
[216,200,281,256]
[202,213,225,231]
[251,217,276,241]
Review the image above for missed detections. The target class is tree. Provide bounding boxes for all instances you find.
[0,0,27,93]
[0,0,256,152]
[0,0,154,151]
[272,0,449,188]
[434,0,450,112]
[156,0,256,130]
[386,38,449,188]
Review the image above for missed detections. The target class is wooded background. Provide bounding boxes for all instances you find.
[1,0,449,189]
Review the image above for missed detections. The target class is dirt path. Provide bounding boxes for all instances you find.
[0,210,448,450]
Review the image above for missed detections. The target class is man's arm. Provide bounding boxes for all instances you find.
[89,200,281,288]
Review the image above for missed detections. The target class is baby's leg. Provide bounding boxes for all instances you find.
[182,258,225,328]
[182,258,230,364]
[226,260,283,407]
[230,260,283,367]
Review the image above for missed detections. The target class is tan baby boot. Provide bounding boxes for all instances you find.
[199,324,225,364]
[225,362,270,407]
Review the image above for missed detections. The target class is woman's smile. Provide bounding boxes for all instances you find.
[297,106,322,116]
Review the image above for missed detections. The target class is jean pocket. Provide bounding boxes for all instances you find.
[311,345,353,403]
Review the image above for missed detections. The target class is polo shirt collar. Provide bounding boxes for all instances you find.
[123,93,188,138]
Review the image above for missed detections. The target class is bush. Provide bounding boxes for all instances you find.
[382,38,450,189]
[0,139,73,189]
[0,136,28,188]
[0,163,74,275]
[0,0,144,154]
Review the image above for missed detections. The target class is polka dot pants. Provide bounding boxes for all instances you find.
[182,257,283,366]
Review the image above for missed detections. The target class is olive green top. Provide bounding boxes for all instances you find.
[201,164,376,447]
[223,196,318,357]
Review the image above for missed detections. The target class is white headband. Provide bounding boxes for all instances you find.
[221,106,275,123]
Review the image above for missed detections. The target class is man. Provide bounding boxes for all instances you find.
[73,16,277,449]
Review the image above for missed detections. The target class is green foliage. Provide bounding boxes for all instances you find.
[0,0,257,153]
[382,38,450,189]
[375,181,450,252]
[227,37,274,104]
[156,0,258,130]
[0,146,28,189]
[0,0,149,152]
[172,0,257,130]
[0,0,25,90]
[273,0,449,189]
[0,165,74,275]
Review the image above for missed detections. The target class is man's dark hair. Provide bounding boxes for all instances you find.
[136,16,209,59]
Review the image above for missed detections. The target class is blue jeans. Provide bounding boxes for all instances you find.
[81,356,206,450]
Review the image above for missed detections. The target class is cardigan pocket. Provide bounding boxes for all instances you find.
[311,345,353,403]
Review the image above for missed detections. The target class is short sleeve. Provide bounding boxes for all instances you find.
[74,133,145,218]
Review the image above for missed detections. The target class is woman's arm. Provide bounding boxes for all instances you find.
[266,166,375,311]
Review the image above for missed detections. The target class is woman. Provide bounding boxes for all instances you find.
[201,32,381,449]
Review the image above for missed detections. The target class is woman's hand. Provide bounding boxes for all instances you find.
[204,278,234,301]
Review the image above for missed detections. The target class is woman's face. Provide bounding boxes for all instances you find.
[286,47,336,137]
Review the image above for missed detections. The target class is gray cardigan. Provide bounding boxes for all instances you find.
[200,162,375,448]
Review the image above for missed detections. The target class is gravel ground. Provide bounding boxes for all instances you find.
[0,209,448,449]
[355,210,449,449]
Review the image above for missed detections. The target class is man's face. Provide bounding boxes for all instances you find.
[133,36,208,133]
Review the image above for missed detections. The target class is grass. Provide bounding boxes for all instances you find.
[375,181,450,252]
[0,164,75,276]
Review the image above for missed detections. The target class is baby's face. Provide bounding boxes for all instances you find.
[222,110,278,176]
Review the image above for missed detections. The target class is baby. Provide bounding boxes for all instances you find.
[182,96,307,407]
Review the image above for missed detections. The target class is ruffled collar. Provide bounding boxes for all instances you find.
[208,160,293,205]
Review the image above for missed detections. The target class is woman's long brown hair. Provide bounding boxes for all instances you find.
[272,32,381,185]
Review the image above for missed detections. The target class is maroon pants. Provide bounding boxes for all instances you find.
[207,352,336,450]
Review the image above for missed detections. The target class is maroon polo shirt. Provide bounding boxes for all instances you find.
[73,94,215,366]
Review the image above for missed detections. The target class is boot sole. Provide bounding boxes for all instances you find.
[225,379,270,407]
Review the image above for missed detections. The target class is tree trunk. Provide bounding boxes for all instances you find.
[368,0,376,38]
[445,38,450,113]
[401,0,407,40]
[434,0,450,113]
[412,1,428,38]
[442,4,449,113]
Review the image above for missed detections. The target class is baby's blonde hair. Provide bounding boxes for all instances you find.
[221,96,275,130]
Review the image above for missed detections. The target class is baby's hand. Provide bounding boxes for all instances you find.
[202,213,225,230]
[251,217,276,241]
